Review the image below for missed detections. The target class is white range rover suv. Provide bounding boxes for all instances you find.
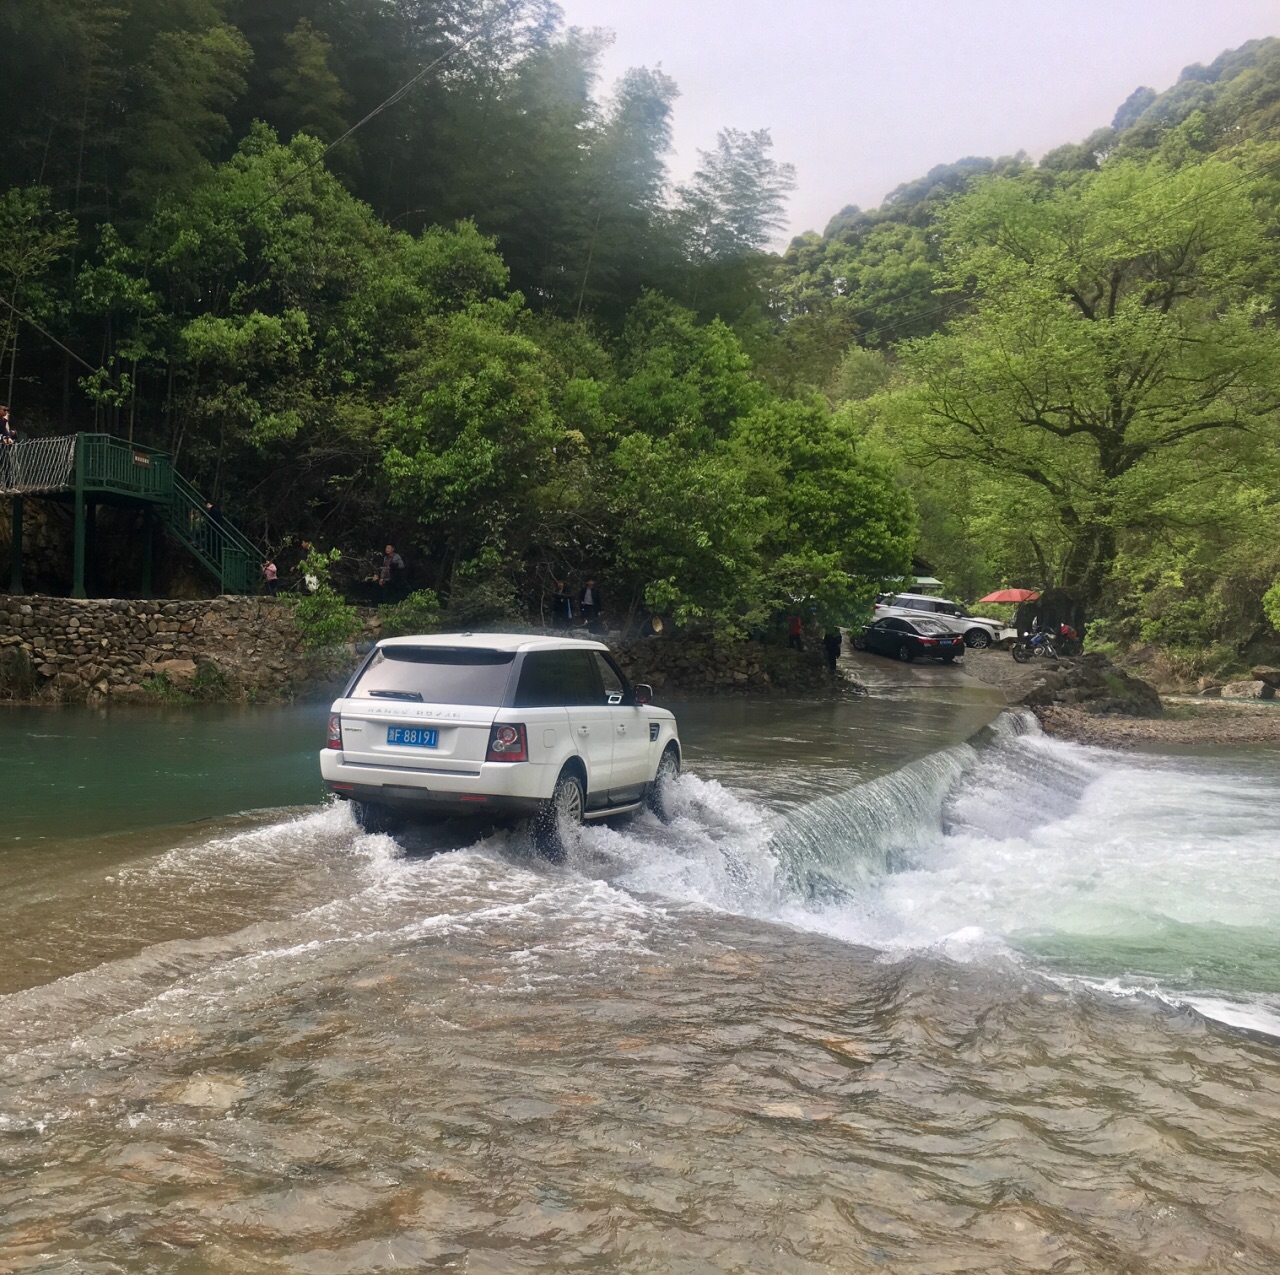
[321,634,681,852]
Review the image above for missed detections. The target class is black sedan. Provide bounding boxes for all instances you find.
[852,616,965,663]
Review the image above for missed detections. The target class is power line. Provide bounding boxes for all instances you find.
[2,2,523,380]
[240,2,521,221]
[0,295,97,373]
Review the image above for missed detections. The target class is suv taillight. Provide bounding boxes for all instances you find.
[327,713,343,749]
[486,723,528,763]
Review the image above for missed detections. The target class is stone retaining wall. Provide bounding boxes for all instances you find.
[0,597,845,703]
[0,595,315,702]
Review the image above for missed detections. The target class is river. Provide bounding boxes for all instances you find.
[2,656,1279,1272]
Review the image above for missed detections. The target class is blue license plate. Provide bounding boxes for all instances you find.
[386,726,438,748]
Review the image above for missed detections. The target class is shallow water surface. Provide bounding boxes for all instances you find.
[3,665,1280,1272]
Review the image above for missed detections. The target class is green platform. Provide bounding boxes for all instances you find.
[2,433,262,597]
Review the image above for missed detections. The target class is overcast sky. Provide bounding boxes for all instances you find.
[555,0,1280,241]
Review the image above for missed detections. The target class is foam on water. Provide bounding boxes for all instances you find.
[5,712,1277,1053]
[567,714,1280,1034]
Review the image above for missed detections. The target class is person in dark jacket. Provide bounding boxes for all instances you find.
[823,629,843,672]
[550,580,574,627]
[0,406,14,488]
[380,544,407,601]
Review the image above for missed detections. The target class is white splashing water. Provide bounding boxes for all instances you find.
[564,716,1280,1035]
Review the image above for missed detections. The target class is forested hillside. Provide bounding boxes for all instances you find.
[772,37,1280,669]
[3,3,1279,665]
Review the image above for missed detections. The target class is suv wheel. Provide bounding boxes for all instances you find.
[964,628,992,649]
[647,745,681,822]
[535,768,585,860]
[352,801,400,835]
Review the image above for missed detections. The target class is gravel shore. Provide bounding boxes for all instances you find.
[960,649,1280,749]
[1035,702,1280,749]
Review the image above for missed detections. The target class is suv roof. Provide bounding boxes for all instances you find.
[377,632,608,654]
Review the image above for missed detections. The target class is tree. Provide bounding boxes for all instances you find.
[735,399,916,624]
[270,19,354,148]
[0,188,76,409]
[889,155,1280,604]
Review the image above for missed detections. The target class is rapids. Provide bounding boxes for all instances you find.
[2,669,1280,1271]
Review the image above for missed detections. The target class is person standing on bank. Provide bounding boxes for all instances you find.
[550,580,574,628]
[380,544,406,601]
[823,628,843,672]
[262,558,280,597]
[787,614,804,651]
[579,578,603,629]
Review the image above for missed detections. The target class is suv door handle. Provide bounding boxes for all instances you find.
[578,725,590,735]
[617,724,627,735]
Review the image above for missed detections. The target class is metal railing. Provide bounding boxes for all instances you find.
[0,435,77,496]
[159,472,263,594]
[2,430,265,595]
[77,434,173,500]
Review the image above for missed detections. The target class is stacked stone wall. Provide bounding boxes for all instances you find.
[0,595,317,702]
[0,596,847,703]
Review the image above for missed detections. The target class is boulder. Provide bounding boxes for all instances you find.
[1019,652,1162,718]
[1221,680,1276,701]
[152,658,198,687]
[1197,675,1224,694]
[1249,667,1280,689]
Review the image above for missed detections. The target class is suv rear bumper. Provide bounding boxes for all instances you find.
[324,778,544,818]
[320,749,553,816]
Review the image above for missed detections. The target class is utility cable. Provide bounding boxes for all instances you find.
[240,1,522,220]
[2,1,522,379]
[0,295,98,373]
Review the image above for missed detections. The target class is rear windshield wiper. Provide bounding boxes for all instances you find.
[365,690,424,701]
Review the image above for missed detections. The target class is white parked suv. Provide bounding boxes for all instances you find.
[321,634,681,853]
[872,593,1007,649]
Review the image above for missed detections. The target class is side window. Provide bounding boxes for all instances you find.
[515,651,603,707]
[883,618,905,632]
[593,653,627,704]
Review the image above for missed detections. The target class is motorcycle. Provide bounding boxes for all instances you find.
[1008,622,1070,660]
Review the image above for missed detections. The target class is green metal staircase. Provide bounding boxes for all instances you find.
[4,433,263,597]
[159,472,263,594]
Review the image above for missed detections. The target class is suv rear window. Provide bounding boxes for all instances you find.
[515,650,603,708]
[352,647,515,706]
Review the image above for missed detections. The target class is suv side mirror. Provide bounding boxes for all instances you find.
[634,684,653,705]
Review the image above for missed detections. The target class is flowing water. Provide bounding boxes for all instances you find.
[2,660,1280,1273]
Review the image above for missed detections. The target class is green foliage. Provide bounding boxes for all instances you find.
[442,555,523,629]
[140,672,190,703]
[289,549,363,650]
[884,154,1280,604]
[6,2,1279,669]
[379,590,442,638]
[1263,582,1280,634]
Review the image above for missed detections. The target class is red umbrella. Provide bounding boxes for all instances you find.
[978,588,1041,604]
